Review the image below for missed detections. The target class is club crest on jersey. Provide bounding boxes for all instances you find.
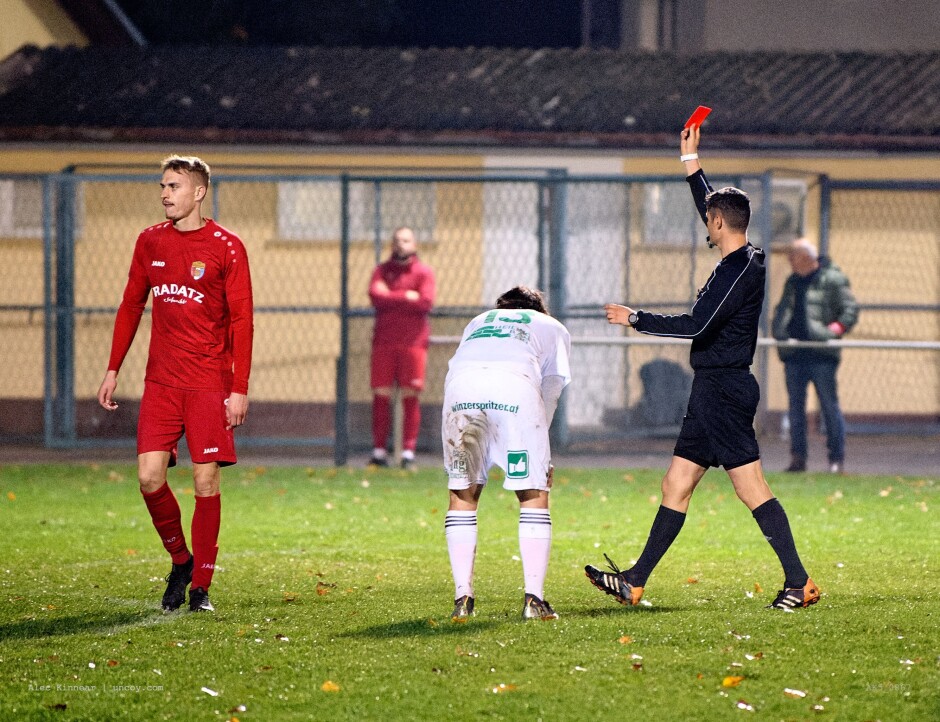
[191,261,206,280]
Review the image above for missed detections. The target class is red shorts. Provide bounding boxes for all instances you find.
[138,381,237,467]
[370,344,427,391]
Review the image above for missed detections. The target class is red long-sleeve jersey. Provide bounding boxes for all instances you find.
[107,219,254,393]
[368,255,436,348]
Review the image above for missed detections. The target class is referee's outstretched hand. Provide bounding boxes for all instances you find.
[604,303,634,326]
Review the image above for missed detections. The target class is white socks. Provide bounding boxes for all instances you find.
[445,511,477,599]
[446,508,552,601]
[519,509,552,599]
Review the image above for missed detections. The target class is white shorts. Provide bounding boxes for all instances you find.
[442,370,552,492]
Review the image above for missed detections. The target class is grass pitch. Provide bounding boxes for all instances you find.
[0,462,937,720]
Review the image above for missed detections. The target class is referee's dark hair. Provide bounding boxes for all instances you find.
[706,187,750,232]
[496,286,548,315]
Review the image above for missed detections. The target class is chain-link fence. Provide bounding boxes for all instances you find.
[1,169,937,460]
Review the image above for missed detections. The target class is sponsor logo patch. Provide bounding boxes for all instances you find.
[507,450,529,479]
[203,447,219,454]
[151,260,165,267]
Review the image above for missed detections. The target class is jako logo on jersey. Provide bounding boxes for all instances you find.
[191,261,206,280]
[151,260,165,267]
[152,284,205,303]
[203,447,219,454]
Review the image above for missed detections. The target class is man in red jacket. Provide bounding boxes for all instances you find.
[368,226,436,470]
[97,155,254,613]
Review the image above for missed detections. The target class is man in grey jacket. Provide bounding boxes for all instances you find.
[772,239,859,473]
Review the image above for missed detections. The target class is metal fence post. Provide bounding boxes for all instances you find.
[547,169,569,451]
[819,174,831,257]
[53,172,77,445]
[754,171,774,433]
[334,173,351,466]
[42,175,56,447]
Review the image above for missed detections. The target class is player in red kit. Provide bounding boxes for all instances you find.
[97,155,253,613]
[368,226,436,470]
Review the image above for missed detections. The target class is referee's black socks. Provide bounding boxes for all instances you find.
[628,505,686,587]
[751,498,809,589]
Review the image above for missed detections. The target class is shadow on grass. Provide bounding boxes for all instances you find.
[569,604,683,618]
[343,617,502,639]
[0,609,161,641]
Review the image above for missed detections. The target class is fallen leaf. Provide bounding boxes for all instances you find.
[632,662,643,671]
[723,676,745,688]
[274,634,289,642]
[427,618,438,628]
[321,680,340,692]
[687,577,699,584]
[783,688,806,698]
[107,660,119,667]
[455,645,479,658]
[491,683,517,694]
[753,582,763,594]
[618,635,632,644]
[316,582,336,596]
[7,492,16,501]
[879,486,892,497]
[282,592,298,602]
[126,549,137,556]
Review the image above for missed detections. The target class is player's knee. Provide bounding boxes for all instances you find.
[192,467,221,496]
[137,470,165,493]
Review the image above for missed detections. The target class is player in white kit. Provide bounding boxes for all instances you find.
[442,286,571,621]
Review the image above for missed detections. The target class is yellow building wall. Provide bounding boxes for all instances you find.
[0,149,485,409]
[0,145,935,423]
[1,0,87,58]
[623,154,939,419]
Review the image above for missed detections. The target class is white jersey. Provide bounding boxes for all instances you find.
[445,309,572,391]
[442,309,571,491]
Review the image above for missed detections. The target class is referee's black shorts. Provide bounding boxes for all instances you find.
[673,368,761,470]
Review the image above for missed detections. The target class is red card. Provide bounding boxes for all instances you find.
[684,105,712,129]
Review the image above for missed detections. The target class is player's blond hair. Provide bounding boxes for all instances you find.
[161,155,211,189]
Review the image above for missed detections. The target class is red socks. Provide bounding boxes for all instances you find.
[191,493,221,590]
[142,484,221,590]
[402,395,421,452]
[141,483,190,564]
[372,395,392,450]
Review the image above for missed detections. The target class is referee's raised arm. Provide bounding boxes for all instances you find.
[681,126,712,226]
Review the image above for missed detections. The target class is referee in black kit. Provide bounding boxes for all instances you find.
[585,123,820,611]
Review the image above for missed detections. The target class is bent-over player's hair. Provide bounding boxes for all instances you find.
[496,286,548,315]
[161,155,211,189]
[705,186,750,232]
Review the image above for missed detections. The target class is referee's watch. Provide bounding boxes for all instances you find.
[628,312,639,327]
